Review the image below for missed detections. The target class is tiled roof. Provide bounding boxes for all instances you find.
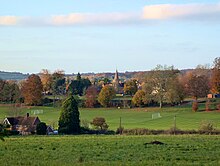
[5,116,39,126]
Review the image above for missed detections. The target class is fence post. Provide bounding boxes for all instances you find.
[119,117,122,135]
[174,115,176,135]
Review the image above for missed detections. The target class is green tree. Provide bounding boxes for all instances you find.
[68,73,91,96]
[0,124,6,141]
[98,85,116,107]
[51,70,65,96]
[124,80,138,96]
[58,95,80,134]
[0,80,21,103]
[36,122,47,135]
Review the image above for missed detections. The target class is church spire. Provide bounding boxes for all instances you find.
[114,69,119,81]
[112,69,120,92]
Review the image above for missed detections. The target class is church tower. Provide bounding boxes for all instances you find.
[112,69,120,92]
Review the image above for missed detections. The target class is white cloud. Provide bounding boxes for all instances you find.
[50,12,139,26]
[1,2,220,26]
[0,16,18,25]
[51,13,84,25]
[142,3,220,20]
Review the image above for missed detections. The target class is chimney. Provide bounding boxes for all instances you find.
[26,113,29,118]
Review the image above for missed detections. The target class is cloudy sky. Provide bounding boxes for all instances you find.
[0,0,220,74]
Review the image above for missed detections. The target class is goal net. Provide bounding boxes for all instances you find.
[31,110,44,115]
[152,112,162,119]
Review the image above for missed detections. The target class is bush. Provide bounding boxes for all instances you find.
[205,100,211,112]
[8,130,19,135]
[81,119,90,129]
[36,122,47,135]
[80,127,115,135]
[116,126,124,134]
[91,117,109,131]
[199,121,215,134]
[217,103,220,111]
[192,101,198,112]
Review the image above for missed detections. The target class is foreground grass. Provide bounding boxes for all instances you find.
[0,135,220,166]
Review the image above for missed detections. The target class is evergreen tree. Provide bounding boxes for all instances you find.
[58,95,80,134]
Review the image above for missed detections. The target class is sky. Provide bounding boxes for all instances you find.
[0,0,220,74]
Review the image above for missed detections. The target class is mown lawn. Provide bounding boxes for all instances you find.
[0,102,220,130]
[0,135,220,166]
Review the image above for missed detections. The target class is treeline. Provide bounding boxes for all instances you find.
[0,57,220,108]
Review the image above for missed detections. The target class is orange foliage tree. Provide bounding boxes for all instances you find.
[183,72,210,100]
[39,69,52,94]
[85,86,98,108]
[211,57,220,94]
[22,74,43,105]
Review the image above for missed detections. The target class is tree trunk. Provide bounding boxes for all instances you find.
[159,101,162,108]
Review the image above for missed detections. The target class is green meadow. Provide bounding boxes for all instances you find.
[0,135,220,166]
[0,102,220,130]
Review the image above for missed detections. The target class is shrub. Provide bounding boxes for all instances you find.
[91,117,108,131]
[81,119,90,129]
[205,100,211,112]
[217,103,220,111]
[199,121,215,134]
[192,101,198,112]
[116,126,124,134]
[36,122,47,135]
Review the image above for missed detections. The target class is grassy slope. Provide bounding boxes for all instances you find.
[0,103,220,130]
[0,135,220,166]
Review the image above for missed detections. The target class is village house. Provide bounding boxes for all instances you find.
[3,113,41,135]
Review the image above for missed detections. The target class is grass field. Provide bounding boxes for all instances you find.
[0,102,220,131]
[0,135,220,166]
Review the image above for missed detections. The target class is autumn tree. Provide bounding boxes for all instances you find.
[85,85,98,108]
[132,90,146,107]
[166,77,185,105]
[192,100,198,112]
[124,79,138,96]
[211,57,220,94]
[58,95,80,134]
[39,69,52,94]
[91,117,109,130]
[98,85,116,107]
[21,74,43,105]
[144,65,180,108]
[186,74,210,99]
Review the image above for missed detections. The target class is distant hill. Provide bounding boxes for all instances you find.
[0,68,208,81]
[0,71,29,80]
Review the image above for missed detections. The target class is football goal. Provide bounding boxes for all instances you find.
[151,112,162,119]
[31,110,44,115]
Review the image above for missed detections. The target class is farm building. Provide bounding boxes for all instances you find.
[3,113,40,135]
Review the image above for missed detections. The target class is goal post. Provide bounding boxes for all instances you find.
[151,112,162,119]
